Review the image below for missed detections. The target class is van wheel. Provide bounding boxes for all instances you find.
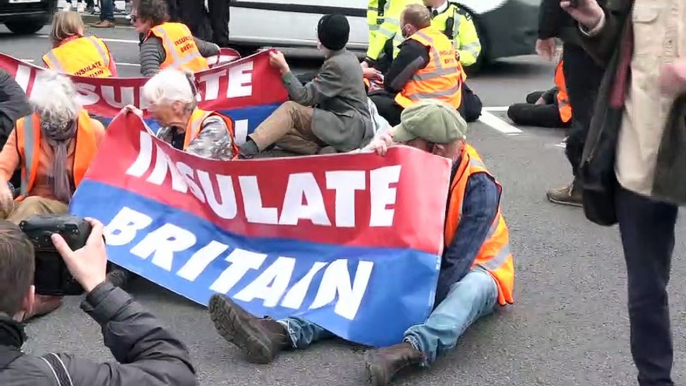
[5,18,46,35]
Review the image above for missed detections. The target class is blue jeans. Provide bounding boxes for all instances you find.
[100,0,114,21]
[278,268,498,365]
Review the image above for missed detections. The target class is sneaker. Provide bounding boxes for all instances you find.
[90,20,115,28]
[86,5,95,13]
[76,3,85,12]
[546,182,583,207]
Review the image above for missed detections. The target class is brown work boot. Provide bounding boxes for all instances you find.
[364,342,423,386]
[24,295,63,321]
[546,181,583,207]
[208,294,291,364]
[90,20,115,28]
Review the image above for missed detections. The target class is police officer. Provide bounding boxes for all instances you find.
[423,0,481,68]
[363,0,423,73]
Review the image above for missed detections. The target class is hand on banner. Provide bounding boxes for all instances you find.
[269,51,290,75]
[0,182,13,212]
[364,132,396,156]
[51,218,108,293]
[122,104,144,118]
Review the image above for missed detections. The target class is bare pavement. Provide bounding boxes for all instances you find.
[1,23,685,386]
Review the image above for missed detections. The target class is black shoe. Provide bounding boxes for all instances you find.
[209,294,291,364]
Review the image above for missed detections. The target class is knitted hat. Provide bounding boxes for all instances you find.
[317,14,350,51]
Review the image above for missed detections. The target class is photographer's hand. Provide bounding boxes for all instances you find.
[51,218,108,293]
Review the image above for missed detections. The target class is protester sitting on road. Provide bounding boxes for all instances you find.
[0,73,105,320]
[43,11,118,78]
[507,58,572,129]
[208,100,514,386]
[124,69,239,160]
[0,218,197,385]
[369,5,462,126]
[238,14,373,158]
[135,0,220,77]
[0,69,31,190]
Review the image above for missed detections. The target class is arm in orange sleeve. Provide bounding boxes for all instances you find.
[0,129,20,182]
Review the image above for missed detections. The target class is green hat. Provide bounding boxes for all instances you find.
[391,99,468,144]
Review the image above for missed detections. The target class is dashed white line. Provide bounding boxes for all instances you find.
[477,111,522,135]
[482,106,509,112]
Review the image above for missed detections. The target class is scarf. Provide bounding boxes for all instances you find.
[41,119,77,204]
[0,313,26,349]
[610,19,634,108]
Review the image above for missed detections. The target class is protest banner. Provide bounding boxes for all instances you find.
[0,50,287,144]
[69,112,452,347]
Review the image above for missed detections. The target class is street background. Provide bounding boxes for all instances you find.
[1,17,686,386]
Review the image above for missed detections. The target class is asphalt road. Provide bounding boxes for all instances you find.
[2,24,686,386]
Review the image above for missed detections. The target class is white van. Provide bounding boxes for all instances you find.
[228,0,539,67]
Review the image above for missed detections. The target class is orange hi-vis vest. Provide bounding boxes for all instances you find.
[43,36,112,78]
[554,60,572,123]
[184,109,239,157]
[146,22,209,73]
[445,144,514,306]
[15,110,98,200]
[395,26,463,109]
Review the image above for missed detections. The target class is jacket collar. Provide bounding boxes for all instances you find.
[0,313,26,349]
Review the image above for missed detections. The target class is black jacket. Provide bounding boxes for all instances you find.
[0,69,31,144]
[0,282,197,386]
[537,0,582,45]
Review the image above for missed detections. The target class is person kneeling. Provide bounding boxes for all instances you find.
[239,14,373,158]
[0,73,105,320]
[208,100,514,386]
[126,69,238,160]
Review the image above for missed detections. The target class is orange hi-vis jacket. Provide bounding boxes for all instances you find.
[145,22,209,73]
[185,109,239,157]
[445,144,515,306]
[395,26,463,110]
[554,60,572,123]
[15,110,98,200]
[43,36,112,77]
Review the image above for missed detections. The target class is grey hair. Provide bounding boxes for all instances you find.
[142,69,198,112]
[30,72,81,126]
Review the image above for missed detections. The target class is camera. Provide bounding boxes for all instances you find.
[19,215,92,297]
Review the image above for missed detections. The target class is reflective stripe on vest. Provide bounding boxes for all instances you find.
[184,109,239,157]
[395,27,462,109]
[554,60,572,123]
[444,144,514,306]
[147,23,209,72]
[16,111,98,200]
[43,36,112,77]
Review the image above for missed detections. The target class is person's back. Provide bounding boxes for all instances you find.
[44,36,114,78]
[0,218,197,385]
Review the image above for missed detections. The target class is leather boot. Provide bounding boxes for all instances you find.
[364,342,423,386]
[208,294,291,364]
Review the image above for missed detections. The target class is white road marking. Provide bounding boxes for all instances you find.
[482,106,510,112]
[20,59,34,63]
[478,111,522,135]
[38,34,140,44]
[117,62,141,67]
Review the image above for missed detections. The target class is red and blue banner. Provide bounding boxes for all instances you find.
[68,112,451,347]
[0,49,287,144]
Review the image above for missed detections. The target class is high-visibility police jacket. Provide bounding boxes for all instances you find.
[184,109,239,157]
[368,0,381,42]
[430,2,481,67]
[394,26,462,109]
[554,60,572,123]
[15,110,98,199]
[145,22,209,73]
[445,144,514,306]
[366,0,423,63]
[43,36,113,77]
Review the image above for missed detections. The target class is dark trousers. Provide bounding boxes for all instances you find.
[369,92,403,126]
[209,0,231,47]
[507,91,570,128]
[616,186,678,386]
[562,43,604,179]
[175,0,213,41]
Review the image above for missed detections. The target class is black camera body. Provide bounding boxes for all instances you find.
[19,215,92,296]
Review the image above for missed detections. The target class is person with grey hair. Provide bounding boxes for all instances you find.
[0,72,105,319]
[125,68,238,160]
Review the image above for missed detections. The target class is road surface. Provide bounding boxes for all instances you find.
[1,23,685,386]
